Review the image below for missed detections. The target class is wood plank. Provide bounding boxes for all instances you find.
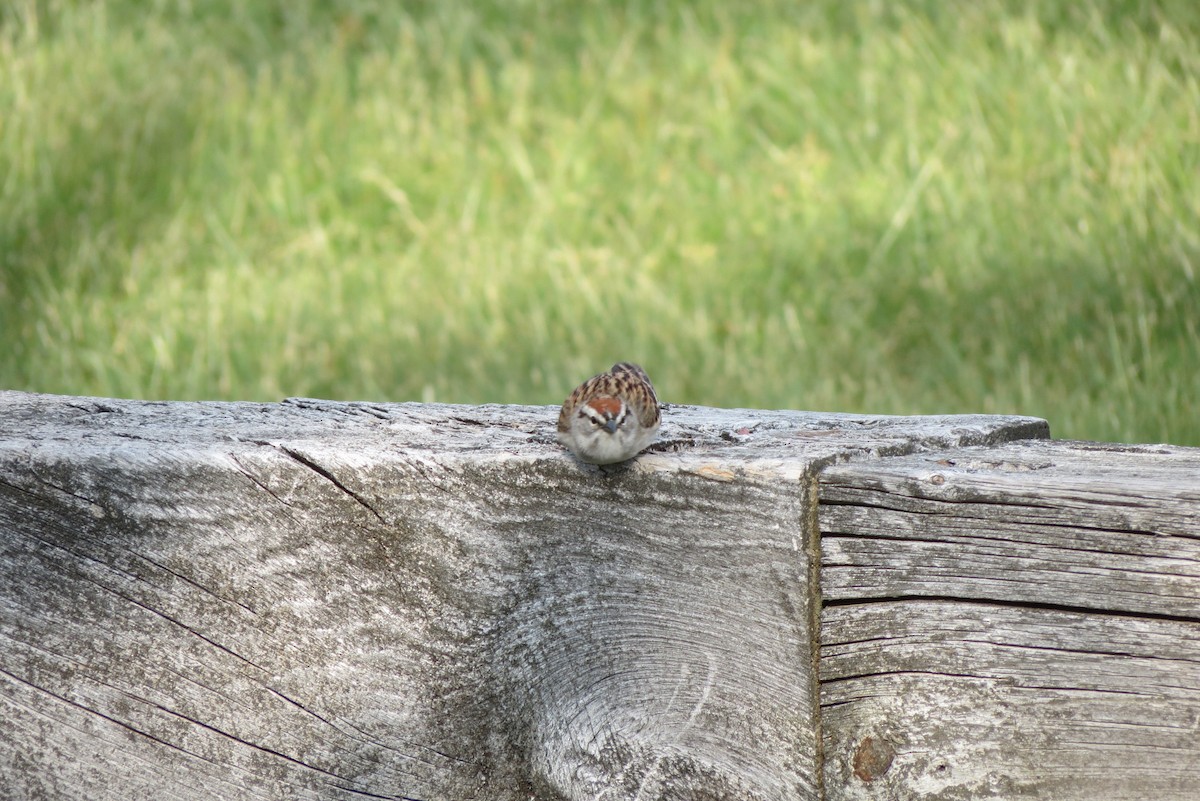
[821,601,1200,800]
[0,390,1044,800]
[818,440,1200,800]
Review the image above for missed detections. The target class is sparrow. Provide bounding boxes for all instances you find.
[557,362,661,464]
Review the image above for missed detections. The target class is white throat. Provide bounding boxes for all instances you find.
[562,406,658,465]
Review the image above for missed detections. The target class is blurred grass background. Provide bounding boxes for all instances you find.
[1,0,1197,444]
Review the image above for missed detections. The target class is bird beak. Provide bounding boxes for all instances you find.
[603,418,619,434]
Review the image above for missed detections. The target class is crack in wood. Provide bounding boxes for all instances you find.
[2,471,111,525]
[821,529,1200,566]
[1012,685,1159,697]
[819,668,1029,685]
[140,552,260,616]
[0,666,212,762]
[820,595,1200,626]
[274,444,386,524]
[147,699,426,795]
[820,491,1062,515]
[823,503,1180,542]
[333,715,479,769]
[230,453,295,511]
[961,638,1200,666]
[96,582,269,672]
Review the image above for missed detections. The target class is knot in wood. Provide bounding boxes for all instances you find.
[852,735,896,782]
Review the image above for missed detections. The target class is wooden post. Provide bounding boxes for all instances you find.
[11,390,1198,799]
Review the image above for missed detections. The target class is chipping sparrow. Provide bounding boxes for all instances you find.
[557,362,661,464]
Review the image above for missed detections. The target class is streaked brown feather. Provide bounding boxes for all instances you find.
[557,362,660,433]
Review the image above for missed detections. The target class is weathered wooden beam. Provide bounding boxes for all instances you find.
[818,440,1200,800]
[0,391,1045,800]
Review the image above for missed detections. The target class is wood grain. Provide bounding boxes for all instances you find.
[0,390,1044,800]
[818,439,1200,800]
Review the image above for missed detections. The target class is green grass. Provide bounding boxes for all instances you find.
[2,1,1198,444]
